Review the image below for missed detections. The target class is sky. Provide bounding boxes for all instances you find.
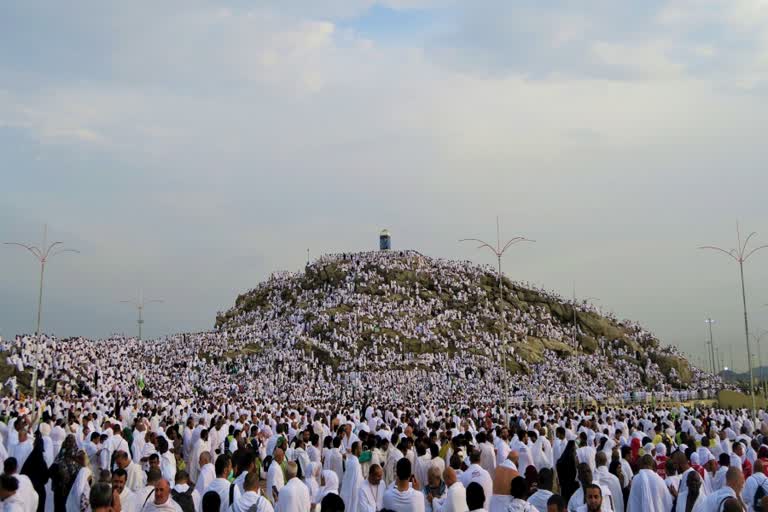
[2,0,768,372]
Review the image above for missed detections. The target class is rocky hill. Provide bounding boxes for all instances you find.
[215,250,712,393]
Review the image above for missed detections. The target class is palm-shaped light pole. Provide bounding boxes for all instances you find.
[752,329,768,397]
[700,223,768,423]
[460,217,534,418]
[571,283,599,347]
[120,290,163,340]
[4,224,79,415]
[705,318,717,376]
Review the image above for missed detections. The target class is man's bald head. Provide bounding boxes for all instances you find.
[444,467,457,487]
[199,451,211,466]
[726,466,744,493]
[245,472,260,492]
[154,479,171,505]
[595,451,607,468]
[368,464,383,486]
[285,461,298,480]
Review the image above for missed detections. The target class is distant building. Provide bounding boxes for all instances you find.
[379,229,391,251]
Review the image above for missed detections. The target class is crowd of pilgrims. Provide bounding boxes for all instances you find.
[2,251,721,408]
[0,250,737,511]
[1,399,768,512]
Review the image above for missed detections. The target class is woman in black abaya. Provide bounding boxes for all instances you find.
[556,439,579,502]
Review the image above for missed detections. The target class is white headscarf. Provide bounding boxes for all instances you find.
[318,469,339,502]
[65,466,92,512]
[304,461,321,503]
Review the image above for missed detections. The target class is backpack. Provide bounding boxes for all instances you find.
[246,496,263,512]
[754,479,768,512]
[172,487,196,512]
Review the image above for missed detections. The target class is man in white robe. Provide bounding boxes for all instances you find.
[267,448,286,505]
[234,453,256,495]
[358,464,385,512]
[743,460,767,512]
[132,422,147,464]
[342,443,365,511]
[495,429,511,468]
[142,480,182,512]
[182,419,194,462]
[385,444,405,487]
[415,446,433,492]
[383,459,425,512]
[83,433,101,476]
[678,469,705,512]
[568,463,613,512]
[458,450,492,511]
[171,470,201,512]
[626,456,673,512]
[674,451,707,512]
[196,452,215,493]
[108,428,130,464]
[527,468,554,512]
[187,429,210,485]
[117,450,147,493]
[477,433,496,479]
[341,424,359,454]
[325,438,345,487]
[594,453,623,512]
[433,468,466,512]
[158,437,176,484]
[9,431,32,471]
[51,421,67,459]
[697,466,744,512]
[203,454,241,512]
[0,473,26,512]
[276,462,311,512]
[4,459,37,512]
[137,470,164,510]
[576,442,597,473]
[112,469,137,512]
[234,472,273,512]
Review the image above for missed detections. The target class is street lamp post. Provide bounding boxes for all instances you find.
[753,330,768,397]
[705,318,717,375]
[4,224,78,422]
[700,223,768,423]
[460,217,534,422]
[715,347,721,374]
[120,290,163,340]
[571,283,599,347]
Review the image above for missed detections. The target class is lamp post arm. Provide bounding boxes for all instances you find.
[3,243,43,260]
[698,246,739,261]
[744,244,768,261]
[501,237,535,253]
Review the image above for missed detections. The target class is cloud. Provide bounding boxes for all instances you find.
[590,40,683,78]
[0,0,767,364]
